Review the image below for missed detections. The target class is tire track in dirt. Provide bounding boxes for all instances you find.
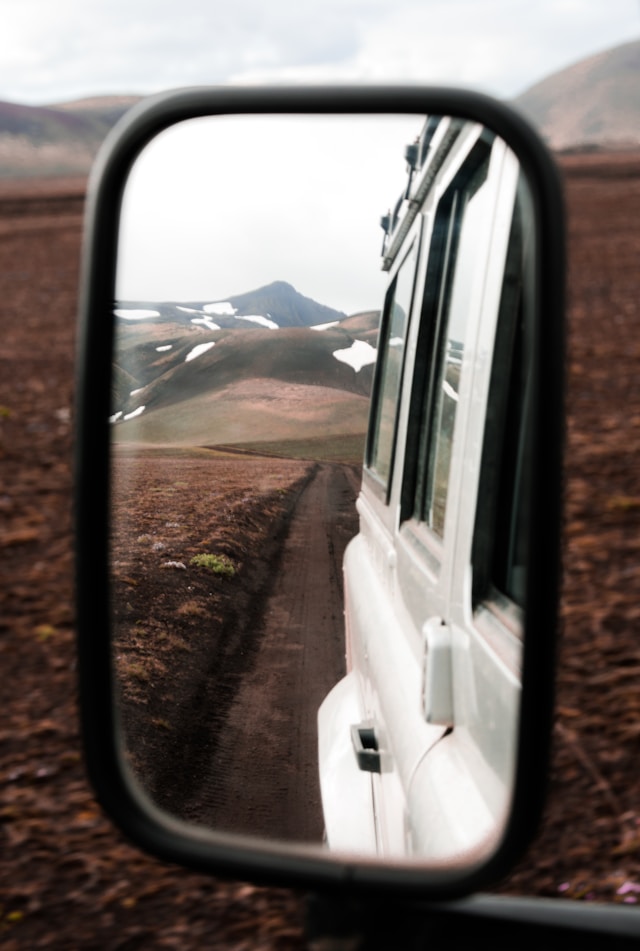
[188,463,359,842]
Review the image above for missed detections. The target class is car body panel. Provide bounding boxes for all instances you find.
[319,120,526,859]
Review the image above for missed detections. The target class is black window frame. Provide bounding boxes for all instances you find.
[365,237,419,499]
[400,136,493,534]
[471,172,534,613]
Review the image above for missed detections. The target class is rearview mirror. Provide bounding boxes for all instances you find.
[75,86,564,897]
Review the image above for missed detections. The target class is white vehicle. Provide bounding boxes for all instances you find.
[318,115,533,860]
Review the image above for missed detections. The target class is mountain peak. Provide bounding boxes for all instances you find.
[264,280,296,292]
[224,282,346,329]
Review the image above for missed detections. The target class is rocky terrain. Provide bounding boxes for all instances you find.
[111,447,360,842]
[1,151,640,946]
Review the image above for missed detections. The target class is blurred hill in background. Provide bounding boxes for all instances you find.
[514,38,640,151]
[0,39,638,178]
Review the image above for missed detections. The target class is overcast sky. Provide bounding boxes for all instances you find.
[2,0,638,105]
[7,0,636,312]
[116,113,424,311]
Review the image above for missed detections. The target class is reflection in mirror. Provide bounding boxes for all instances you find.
[110,113,534,866]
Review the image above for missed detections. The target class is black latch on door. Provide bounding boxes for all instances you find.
[351,722,382,773]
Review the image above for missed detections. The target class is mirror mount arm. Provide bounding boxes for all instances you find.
[304,892,640,949]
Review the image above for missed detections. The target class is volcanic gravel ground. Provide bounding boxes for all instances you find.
[1,155,640,946]
[111,448,359,842]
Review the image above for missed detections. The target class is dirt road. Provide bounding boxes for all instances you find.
[114,453,361,842]
[190,462,361,841]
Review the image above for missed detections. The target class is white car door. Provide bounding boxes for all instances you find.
[349,128,522,857]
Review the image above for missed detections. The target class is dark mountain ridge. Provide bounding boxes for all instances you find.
[118,280,348,331]
[226,280,346,327]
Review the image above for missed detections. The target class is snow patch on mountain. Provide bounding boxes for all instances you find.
[124,405,146,420]
[203,301,237,316]
[185,342,215,363]
[235,314,279,330]
[115,308,160,320]
[191,317,221,331]
[333,340,377,372]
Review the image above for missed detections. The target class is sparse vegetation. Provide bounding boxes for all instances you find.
[34,623,56,642]
[606,495,640,512]
[230,432,366,464]
[190,553,236,577]
[124,661,152,683]
[177,598,209,618]
[151,717,172,732]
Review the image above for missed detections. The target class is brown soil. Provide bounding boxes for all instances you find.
[1,152,640,947]
[496,150,640,902]
[112,448,359,841]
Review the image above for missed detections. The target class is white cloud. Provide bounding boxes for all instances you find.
[0,0,637,104]
[227,1,640,98]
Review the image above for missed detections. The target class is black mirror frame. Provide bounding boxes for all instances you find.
[75,85,564,899]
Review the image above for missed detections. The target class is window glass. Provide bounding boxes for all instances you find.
[472,175,533,611]
[420,151,490,536]
[368,242,416,486]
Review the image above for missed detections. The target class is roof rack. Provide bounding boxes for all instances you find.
[380,116,465,271]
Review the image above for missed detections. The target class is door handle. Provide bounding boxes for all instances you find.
[351,721,383,773]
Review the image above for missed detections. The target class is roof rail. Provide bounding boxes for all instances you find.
[381,116,465,271]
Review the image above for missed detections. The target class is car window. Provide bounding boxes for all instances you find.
[367,240,417,488]
[472,174,533,611]
[404,140,491,537]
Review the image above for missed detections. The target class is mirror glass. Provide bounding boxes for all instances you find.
[110,113,534,867]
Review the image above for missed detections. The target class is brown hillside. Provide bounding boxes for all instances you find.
[114,323,373,420]
[0,97,138,178]
[515,39,640,149]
